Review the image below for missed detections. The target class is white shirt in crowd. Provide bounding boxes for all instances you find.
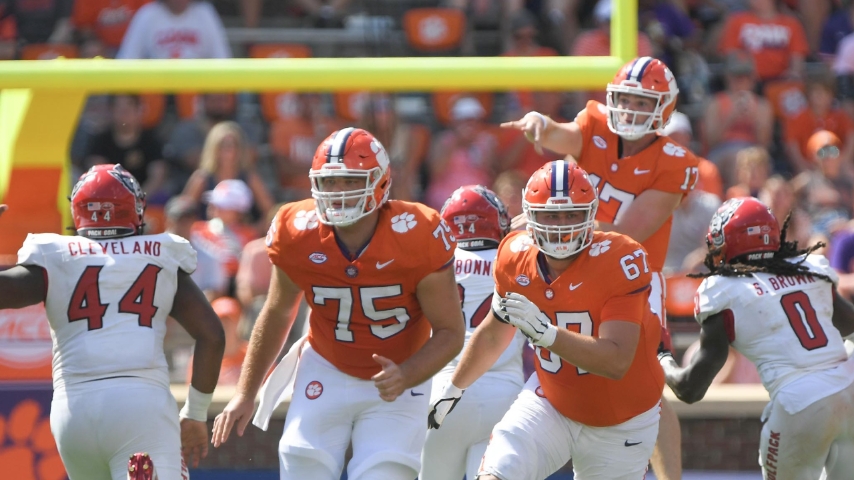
[117,1,231,60]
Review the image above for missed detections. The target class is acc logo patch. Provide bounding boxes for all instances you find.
[592,135,607,149]
[306,381,323,399]
[516,274,530,286]
[309,252,327,264]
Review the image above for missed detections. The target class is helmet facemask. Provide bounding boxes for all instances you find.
[524,199,598,259]
[310,167,390,227]
[606,86,674,141]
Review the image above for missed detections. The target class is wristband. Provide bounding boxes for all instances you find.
[533,112,548,130]
[179,385,213,422]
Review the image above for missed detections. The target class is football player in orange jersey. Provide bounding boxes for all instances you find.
[211,127,466,480]
[501,56,697,480]
[430,161,664,479]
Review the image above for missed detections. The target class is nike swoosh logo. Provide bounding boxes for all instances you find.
[624,440,642,447]
[410,391,424,396]
[376,259,395,269]
[569,282,582,290]
[634,168,651,175]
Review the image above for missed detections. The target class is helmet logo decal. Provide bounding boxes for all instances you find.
[709,199,743,247]
[370,138,390,169]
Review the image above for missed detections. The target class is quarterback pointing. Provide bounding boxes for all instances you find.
[431,161,664,479]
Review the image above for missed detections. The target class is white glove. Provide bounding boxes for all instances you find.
[427,382,464,429]
[500,292,558,347]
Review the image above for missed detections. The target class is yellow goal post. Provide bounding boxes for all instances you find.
[0,0,636,253]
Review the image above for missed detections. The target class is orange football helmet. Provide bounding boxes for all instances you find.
[606,56,679,141]
[523,160,598,259]
[309,127,392,226]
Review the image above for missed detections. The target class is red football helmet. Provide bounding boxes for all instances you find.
[523,160,598,259]
[440,185,511,250]
[71,164,146,239]
[606,56,679,141]
[309,127,392,226]
[706,197,780,265]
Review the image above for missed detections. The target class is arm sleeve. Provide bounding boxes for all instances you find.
[694,276,731,324]
[201,3,231,59]
[115,6,149,59]
[16,234,48,268]
[166,233,198,274]
[600,289,648,324]
[649,149,699,193]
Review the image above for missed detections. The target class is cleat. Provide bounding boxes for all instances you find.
[127,453,157,480]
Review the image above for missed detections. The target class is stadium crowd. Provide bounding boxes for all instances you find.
[3,0,854,386]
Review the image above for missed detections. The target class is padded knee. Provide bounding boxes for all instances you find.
[280,452,338,480]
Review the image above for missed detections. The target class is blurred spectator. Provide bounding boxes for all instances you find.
[186,297,247,385]
[190,179,258,297]
[639,0,697,69]
[165,94,264,187]
[498,91,568,178]
[0,4,15,59]
[163,195,228,298]
[235,204,282,327]
[819,1,854,65]
[718,0,808,83]
[792,130,853,237]
[357,94,429,202]
[425,97,497,209]
[71,0,151,58]
[759,175,813,246]
[702,51,773,188]
[726,146,771,199]
[501,9,559,114]
[116,0,230,59]
[182,121,274,226]
[83,94,169,202]
[0,0,73,49]
[271,93,326,201]
[571,0,654,106]
[663,112,723,274]
[784,71,854,173]
[492,169,527,220]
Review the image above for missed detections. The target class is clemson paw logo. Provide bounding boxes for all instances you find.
[305,381,323,400]
[0,399,66,480]
[294,210,319,231]
[588,240,612,257]
[391,213,417,233]
[509,235,533,253]
[662,143,686,157]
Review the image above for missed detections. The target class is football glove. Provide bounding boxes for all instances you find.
[500,292,558,348]
[427,382,464,429]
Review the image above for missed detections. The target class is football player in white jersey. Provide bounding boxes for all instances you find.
[660,197,854,480]
[0,165,225,480]
[421,185,527,480]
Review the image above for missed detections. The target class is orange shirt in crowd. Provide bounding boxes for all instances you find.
[784,109,854,161]
[187,344,247,386]
[72,0,152,49]
[718,12,809,81]
[711,92,763,145]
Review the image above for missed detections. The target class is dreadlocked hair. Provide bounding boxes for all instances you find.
[688,212,833,284]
